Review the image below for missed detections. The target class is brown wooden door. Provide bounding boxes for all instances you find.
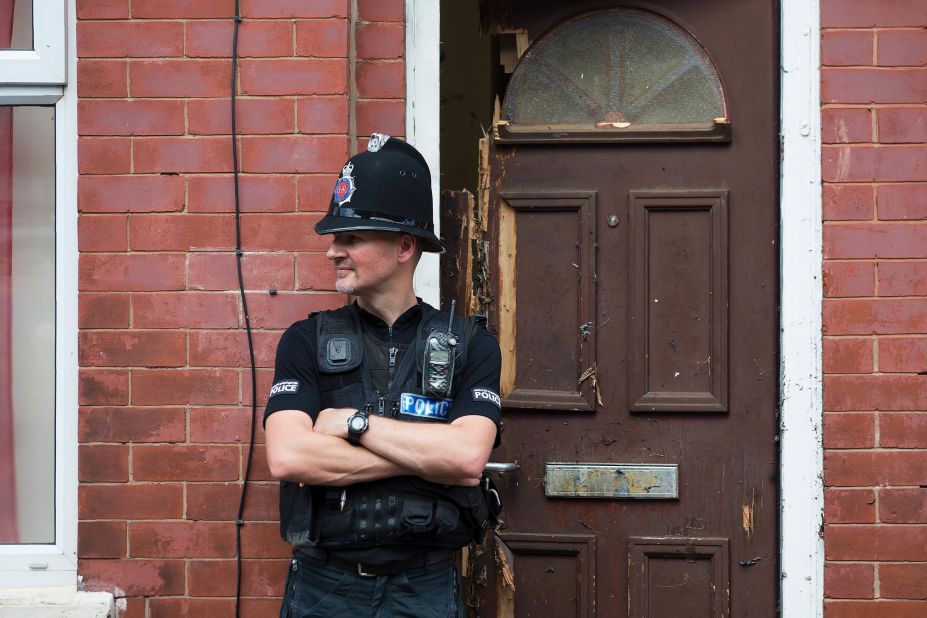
[467,2,778,616]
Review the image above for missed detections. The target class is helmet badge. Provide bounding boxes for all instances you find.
[333,161,356,204]
[367,133,390,152]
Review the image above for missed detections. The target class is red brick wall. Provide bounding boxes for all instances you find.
[821,0,927,615]
[75,0,404,614]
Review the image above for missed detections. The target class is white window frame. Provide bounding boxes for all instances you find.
[0,0,77,588]
[0,0,66,85]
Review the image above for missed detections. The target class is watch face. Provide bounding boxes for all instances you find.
[350,416,366,432]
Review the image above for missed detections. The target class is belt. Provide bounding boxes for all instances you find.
[297,547,454,577]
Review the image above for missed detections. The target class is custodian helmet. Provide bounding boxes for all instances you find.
[314,133,443,253]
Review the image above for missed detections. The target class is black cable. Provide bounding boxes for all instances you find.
[229,4,258,618]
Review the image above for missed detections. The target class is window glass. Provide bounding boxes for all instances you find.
[1,0,34,51]
[0,105,55,544]
[502,9,726,127]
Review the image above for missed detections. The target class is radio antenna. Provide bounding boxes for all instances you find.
[448,300,456,330]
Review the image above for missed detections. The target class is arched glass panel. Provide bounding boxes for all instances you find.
[500,9,728,141]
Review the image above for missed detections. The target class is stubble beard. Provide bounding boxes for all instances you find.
[335,278,355,295]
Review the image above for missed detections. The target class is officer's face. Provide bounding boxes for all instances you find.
[326,231,405,295]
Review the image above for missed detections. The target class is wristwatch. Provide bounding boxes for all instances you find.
[346,409,369,445]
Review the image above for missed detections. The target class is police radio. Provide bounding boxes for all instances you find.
[422,301,458,398]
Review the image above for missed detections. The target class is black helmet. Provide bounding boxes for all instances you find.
[314,133,443,253]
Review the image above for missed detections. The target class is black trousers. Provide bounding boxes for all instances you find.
[280,552,466,618]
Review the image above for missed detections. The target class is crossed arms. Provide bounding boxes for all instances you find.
[265,407,497,488]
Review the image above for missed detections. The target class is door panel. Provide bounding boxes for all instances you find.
[470,1,779,616]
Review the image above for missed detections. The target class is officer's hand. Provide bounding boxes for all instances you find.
[313,407,355,439]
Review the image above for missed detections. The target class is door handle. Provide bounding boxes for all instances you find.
[484,462,517,473]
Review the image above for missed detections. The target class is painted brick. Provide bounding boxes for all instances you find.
[186,19,293,58]
[877,184,927,221]
[132,0,233,19]
[823,261,874,297]
[823,145,927,182]
[187,174,296,213]
[187,252,295,291]
[79,444,129,482]
[824,488,876,523]
[131,369,239,405]
[824,413,874,448]
[77,60,128,98]
[133,445,240,481]
[879,262,927,296]
[79,175,185,213]
[824,563,874,599]
[78,483,184,519]
[79,331,186,367]
[824,299,927,335]
[246,291,344,328]
[822,0,927,28]
[826,525,927,560]
[239,59,347,96]
[823,337,873,373]
[119,597,145,618]
[823,184,874,221]
[880,337,927,372]
[134,137,233,174]
[188,560,236,597]
[877,29,927,67]
[356,22,403,59]
[189,331,278,367]
[295,19,349,57]
[149,598,235,618]
[79,100,185,136]
[241,598,284,617]
[824,223,927,259]
[189,407,253,442]
[78,137,131,174]
[129,214,236,251]
[822,68,927,104]
[129,521,235,558]
[79,559,185,596]
[130,60,231,98]
[132,292,239,329]
[825,601,927,617]
[239,135,349,173]
[243,368,275,407]
[187,482,277,521]
[77,0,129,19]
[296,253,336,290]
[188,97,295,136]
[241,521,290,558]
[79,369,129,406]
[297,175,333,212]
[824,373,927,410]
[880,413,927,448]
[356,60,405,99]
[79,215,128,252]
[240,0,347,19]
[79,407,186,443]
[77,21,184,58]
[822,108,871,143]
[78,293,130,328]
[824,450,927,485]
[880,488,927,523]
[821,30,872,66]
[356,100,405,136]
[878,108,927,144]
[880,564,927,600]
[240,558,288,596]
[358,0,403,21]
[297,97,349,134]
[78,521,127,559]
[79,253,185,292]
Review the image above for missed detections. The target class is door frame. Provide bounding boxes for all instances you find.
[407,1,824,615]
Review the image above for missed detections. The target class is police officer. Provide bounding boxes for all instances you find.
[264,134,502,617]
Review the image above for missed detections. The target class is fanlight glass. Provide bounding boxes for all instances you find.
[502,9,726,128]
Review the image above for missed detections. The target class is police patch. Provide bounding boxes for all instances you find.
[399,393,452,420]
[269,380,300,398]
[332,162,356,204]
[471,388,501,409]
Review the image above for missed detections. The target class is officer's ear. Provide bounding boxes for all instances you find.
[396,233,419,265]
